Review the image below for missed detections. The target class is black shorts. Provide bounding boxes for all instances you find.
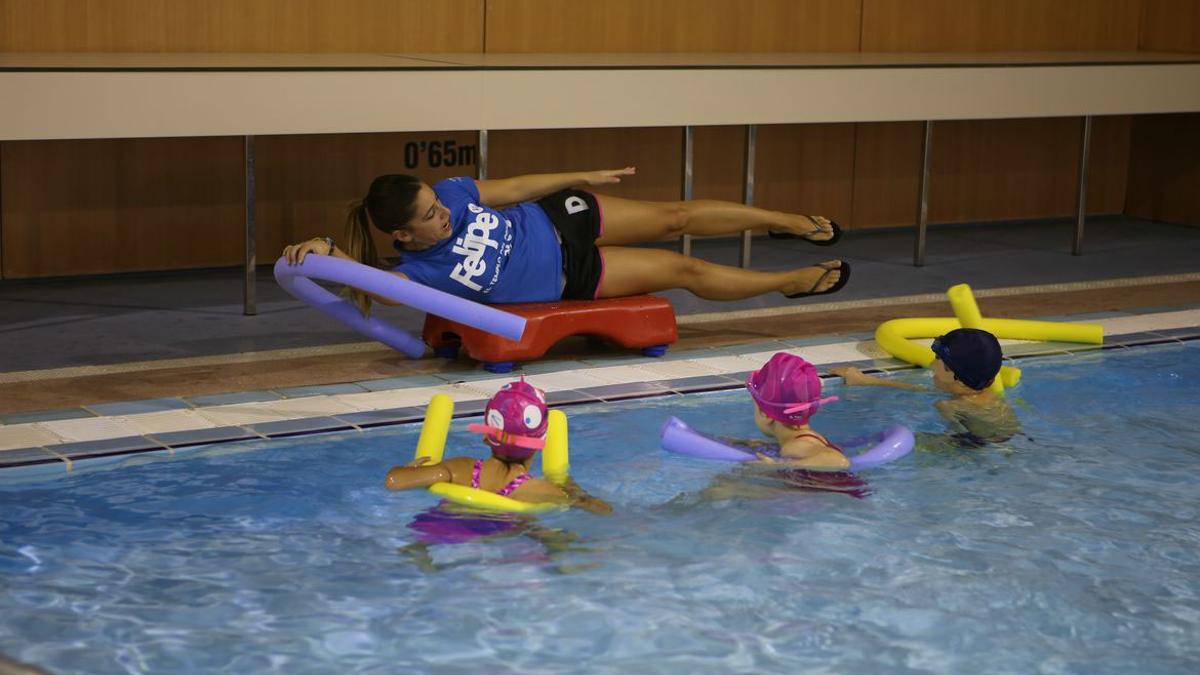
[537,189,605,300]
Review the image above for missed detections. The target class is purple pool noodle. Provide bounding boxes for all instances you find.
[274,256,526,359]
[660,417,757,462]
[845,425,914,470]
[660,417,913,471]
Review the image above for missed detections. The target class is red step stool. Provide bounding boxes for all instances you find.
[423,295,678,373]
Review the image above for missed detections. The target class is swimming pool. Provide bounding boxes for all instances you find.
[2,342,1198,673]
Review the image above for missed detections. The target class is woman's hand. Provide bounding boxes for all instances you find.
[282,237,333,265]
[582,167,636,186]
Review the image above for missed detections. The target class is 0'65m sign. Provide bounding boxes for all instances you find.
[404,140,478,169]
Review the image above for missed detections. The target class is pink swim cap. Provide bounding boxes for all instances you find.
[746,352,838,426]
[467,378,549,460]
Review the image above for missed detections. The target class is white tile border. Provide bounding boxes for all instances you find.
[1,308,1197,453]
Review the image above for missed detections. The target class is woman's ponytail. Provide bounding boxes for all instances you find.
[341,174,421,317]
[343,200,380,316]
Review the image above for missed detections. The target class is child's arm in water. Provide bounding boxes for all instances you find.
[385,456,472,491]
[830,366,927,391]
[511,477,613,515]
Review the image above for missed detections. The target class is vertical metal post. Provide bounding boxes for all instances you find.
[1072,116,1092,256]
[476,129,489,180]
[243,135,257,316]
[739,124,757,268]
[913,121,933,267]
[680,126,694,257]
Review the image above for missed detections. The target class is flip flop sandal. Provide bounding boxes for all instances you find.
[769,216,843,247]
[784,261,852,299]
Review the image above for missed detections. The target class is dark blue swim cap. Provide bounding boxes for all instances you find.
[930,328,1002,390]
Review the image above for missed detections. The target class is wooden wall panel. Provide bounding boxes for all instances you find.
[693,126,747,204]
[754,124,856,231]
[1,137,244,278]
[851,117,1130,229]
[0,0,483,52]
[488,128,685,207]
[1140,0,1200,52]
[256,131,480,262]
[1126,114,1200,226]
[861,0,1141,52]
[484,0,861,53]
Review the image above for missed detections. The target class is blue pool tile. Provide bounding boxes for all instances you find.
[355,375,451,391]
[149,426,260,448]
[0,447,63,468]
[52,436,163,460]
[544,389,603,406]
[1150,327,1200,340]
[709,340,794,357]
[583,381,675,402]
[652,374,743,393]
[250,416,355,437]
[274,383,371,398]
[88,397,191,416]
[724,370,755,383]
[1108,331,1179,346]
[449,399,489,417]
[335,407,427,428]
[0,407,96,425]
[185,391,282,407]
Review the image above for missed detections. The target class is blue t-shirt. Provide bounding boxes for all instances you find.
[394,177,563,303]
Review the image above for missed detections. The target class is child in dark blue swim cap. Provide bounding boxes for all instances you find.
[832,328,1019,446]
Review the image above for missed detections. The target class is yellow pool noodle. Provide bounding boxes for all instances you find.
[876,315,1103,387]
[414,394,453,464]
[542,409,570,485]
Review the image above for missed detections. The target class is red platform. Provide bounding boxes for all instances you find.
[423,295,678,373]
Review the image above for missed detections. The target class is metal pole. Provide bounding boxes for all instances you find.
[680,126,694,257]
[243,135,257,316]
[913,121,933,267]
[1072,116,1092,256]
[739,124,757,268]
[476,129,489,180]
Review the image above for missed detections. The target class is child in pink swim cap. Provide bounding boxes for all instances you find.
[386,378,611,514]
[746,352,850,470]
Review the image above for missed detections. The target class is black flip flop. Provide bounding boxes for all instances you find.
[784,261,851,299]
[769,216,843,247]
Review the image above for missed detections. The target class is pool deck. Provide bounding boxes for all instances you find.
[1,217,1199,473]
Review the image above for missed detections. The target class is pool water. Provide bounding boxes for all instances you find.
[2,343,1199,673]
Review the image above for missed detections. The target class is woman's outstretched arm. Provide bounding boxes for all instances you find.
[476,167,635,206]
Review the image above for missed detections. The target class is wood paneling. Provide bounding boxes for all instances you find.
[256,131,480,261]
[693,126,747,204]
[1,137,244,278]
[1140,0,1200,52]
[754,124,856,230]
[861,0,1141,52]
[0,0,483,52]
[0,131,482,278]
[484,0,861,53]
[488,128,685,205]
[1126,114,1200,226]
[851,117,1130,228]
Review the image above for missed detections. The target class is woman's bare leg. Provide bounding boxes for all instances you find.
[594,194,835,247]
[597,247,843,300]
